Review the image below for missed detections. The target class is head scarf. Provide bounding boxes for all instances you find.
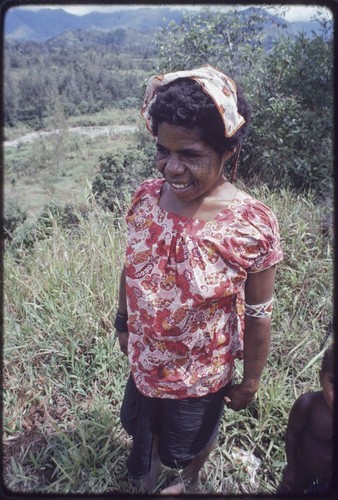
[141,65,245,138]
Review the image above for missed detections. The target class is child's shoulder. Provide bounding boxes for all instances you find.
[293,391,322,410]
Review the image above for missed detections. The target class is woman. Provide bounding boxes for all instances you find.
[114,65,283,494]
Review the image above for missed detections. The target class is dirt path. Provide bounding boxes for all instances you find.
[4,125,137,148]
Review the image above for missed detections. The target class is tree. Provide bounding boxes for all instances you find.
[48,94,70,174]
[247,15,333,192]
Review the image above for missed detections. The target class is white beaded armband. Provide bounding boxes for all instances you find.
[245,298,274,318]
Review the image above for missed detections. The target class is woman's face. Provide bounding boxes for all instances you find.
[156,122,232,204]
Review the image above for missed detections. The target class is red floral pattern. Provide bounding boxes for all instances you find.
[125,179,283,398]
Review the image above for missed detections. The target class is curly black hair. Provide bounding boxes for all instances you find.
[148,77,251,154]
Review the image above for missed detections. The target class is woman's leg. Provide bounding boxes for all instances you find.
[121,375,161,490]
[137,434,163,492]
[157,384,230,494]
[160,439,216,495]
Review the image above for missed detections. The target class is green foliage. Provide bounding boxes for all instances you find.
[91,142,156,212]
[3,204,130,492]
[3,199,27,239]
[47,95,70,174]
[245,26,333,193]
[5,7,333,196]
[4,30,157,127]
[9,202,90,254]
[156,7,279,76]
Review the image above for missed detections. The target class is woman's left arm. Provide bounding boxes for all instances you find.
[225,265,277,411]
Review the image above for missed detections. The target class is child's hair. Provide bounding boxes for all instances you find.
[321,344,334,374]
[148,78,251,154]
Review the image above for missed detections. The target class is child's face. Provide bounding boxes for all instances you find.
[321,370,334,410]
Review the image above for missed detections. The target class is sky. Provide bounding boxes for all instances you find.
[8,3,333,22]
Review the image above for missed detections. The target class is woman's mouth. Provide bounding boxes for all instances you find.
[171,182,189,189]
[168,181,193,192]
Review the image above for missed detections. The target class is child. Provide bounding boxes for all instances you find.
[278,344,334,494]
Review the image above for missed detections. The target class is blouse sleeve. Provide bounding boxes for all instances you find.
[246,199,283,273]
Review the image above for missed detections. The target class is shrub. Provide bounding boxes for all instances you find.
[3,199,27,240]
[91,144,156,212]
[9,202,91,254]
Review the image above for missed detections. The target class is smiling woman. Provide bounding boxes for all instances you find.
[115,65,283,494]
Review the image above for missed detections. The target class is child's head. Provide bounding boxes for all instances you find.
[320,344,334,410]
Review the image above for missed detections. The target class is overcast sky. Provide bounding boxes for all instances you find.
[11,3,333,22]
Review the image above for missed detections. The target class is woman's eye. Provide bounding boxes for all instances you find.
[156,145,168,155]
[182,151,199,159]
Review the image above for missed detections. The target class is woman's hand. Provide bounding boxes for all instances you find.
[224,381,258,411]
[116,331,129,356]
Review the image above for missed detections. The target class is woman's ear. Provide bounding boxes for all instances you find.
[229,145,241,183]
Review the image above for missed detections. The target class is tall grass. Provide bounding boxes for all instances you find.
[3,186,333,494]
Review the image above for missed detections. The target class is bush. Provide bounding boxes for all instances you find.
[91,143,156,212]
[9,202,91,254]
[3,199,27,240]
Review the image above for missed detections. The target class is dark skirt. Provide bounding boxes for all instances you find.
[120,373,230,479]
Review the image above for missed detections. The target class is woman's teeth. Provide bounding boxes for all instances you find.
[171,183,190,189]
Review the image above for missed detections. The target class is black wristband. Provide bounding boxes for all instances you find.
[114,311,128,332]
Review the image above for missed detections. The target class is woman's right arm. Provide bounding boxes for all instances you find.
[115,265,129,356]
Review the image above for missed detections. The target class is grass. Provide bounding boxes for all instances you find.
[3,182,333,494]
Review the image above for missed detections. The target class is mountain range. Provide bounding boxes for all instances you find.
[4,6,322,42]
[4,7,184,41]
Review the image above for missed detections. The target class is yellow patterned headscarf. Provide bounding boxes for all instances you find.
[141,65,245,138]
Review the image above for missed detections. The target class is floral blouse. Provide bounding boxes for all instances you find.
[125,178,283,399]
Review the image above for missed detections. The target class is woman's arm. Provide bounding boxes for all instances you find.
[225,265,276,411]
[115,265,129,355]
[118,265,127,314]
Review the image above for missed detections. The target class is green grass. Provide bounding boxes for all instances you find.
[3,185,333,494]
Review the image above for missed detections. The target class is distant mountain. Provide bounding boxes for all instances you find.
[288,19,323,35]
[4,7,184,41]
[4,5,323,43]
[238,6,323,38]
[4,8,83,41]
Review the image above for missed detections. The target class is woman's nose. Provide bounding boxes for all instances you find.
[165,154,186,175]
